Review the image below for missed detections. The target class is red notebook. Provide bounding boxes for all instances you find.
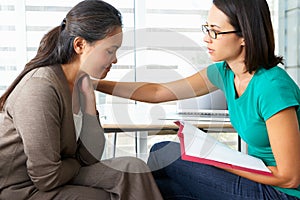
[175,121,272,176]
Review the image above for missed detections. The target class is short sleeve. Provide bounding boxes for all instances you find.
[207,61,226,91]
[258,76,300,121]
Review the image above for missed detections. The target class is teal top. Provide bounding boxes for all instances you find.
[207,61,300,198]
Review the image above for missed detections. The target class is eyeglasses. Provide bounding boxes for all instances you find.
[202,25,240,39]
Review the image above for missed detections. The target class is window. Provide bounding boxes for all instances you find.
[0,0,281,159]
[0,0,279,100]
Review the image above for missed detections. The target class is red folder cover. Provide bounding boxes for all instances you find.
[175,121,272,176]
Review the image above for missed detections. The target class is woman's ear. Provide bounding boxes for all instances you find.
[73,37,86,54]
[241,38,245,47]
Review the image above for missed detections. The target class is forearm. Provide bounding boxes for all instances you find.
[77,112,105,164]
[95,69,215,103]
[30,158,81,191]
[81,92,96,115]
[95,79,208,103]
[224,166,299,189]
[95,80,177,103]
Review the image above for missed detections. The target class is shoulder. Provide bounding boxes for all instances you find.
[21,66,63,98]
[207,61,232,77]
[30,65,64,84]
[24,65,67,91]
[207,61,232,90]
[9,65,67,108]
[254,66,300,120]
[257,66,290,80]
[207,61,226,71]
[255,66,299,91]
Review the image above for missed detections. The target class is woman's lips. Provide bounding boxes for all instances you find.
[207,47,214,54]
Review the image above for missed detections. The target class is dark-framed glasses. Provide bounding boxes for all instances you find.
[202,24,240,39]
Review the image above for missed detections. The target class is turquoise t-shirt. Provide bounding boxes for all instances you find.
[207,61,300,198]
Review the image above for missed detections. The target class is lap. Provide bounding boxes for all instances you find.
[19,156,160,200]
[67,156,159,200]
[71,156,151,187]
[148,141,296,200]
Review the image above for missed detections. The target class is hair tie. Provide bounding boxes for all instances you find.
[61,18,66,30]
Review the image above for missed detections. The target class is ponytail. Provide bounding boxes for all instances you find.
[0,26,62,109]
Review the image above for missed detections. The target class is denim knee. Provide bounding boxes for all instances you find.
[149,141,172,153]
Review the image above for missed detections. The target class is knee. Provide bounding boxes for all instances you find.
[149,141,172,153]
[147,141,181,172]
[118,157,150,173]
[149,141,180,156]
[126,156,147,167]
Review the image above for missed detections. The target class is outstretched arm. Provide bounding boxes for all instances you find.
[95,68,218,103]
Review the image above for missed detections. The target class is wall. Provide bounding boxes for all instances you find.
[278,0,300,84]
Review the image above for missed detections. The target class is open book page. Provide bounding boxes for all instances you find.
[176,120,272,175]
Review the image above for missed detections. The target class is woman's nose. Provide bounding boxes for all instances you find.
[111,51,118,64]
[203,34,211,43]
[112,56,117,64]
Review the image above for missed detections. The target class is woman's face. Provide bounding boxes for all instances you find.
[203,4,244,63]
[80,26,123,79]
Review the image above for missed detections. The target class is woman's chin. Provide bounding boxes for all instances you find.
[89,72,108,80]
[89,75,102,80]
[209,57,222,63]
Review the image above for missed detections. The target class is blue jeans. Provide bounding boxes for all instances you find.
[147,141,299,200]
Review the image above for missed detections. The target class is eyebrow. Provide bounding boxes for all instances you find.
[110,45,120,49]
[205,22,221,29]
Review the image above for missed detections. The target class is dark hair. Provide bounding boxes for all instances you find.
[0,0,122,109]
[213,0,283,73]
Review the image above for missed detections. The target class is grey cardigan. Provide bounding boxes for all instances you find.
[0,65,105,199]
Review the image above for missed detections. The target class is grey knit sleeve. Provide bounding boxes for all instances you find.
[76,111,106,165]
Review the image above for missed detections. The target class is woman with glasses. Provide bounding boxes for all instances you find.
[95,0,300,199]
[0,0,163,199]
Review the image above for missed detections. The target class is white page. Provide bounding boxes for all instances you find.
[181,121,271,173]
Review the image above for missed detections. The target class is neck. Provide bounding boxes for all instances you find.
[227,61,255,97]
[227,60,254,80]
[61,63,80,92]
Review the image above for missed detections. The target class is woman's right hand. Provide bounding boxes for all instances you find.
[73,73,97,116]
[77,75,97,115]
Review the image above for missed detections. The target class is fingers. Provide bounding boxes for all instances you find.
[77,75,97,115]
[79,76,93,94]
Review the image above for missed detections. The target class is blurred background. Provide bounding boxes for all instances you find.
[0,0,298,159]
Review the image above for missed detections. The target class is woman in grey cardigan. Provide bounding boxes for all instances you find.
[0,0,163,199]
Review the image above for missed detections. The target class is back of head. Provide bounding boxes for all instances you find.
[213,0,283,73]
[0,0,122,109]
[38,0,123,66]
